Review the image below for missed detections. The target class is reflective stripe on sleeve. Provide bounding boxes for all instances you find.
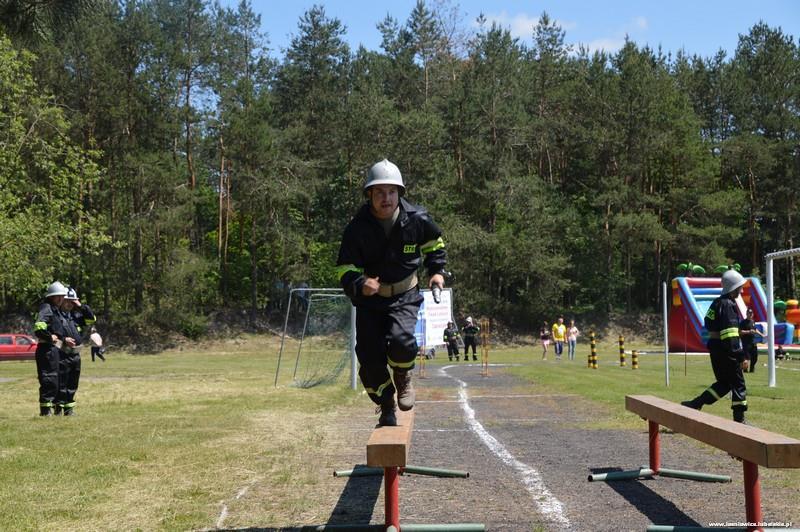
[34,321,48,331]
[719,327,740,340]
[420,237,445,254]
[336,264,363,281]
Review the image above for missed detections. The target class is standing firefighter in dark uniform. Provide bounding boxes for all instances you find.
[682,269,750,423]
[337,159,446,427]
[33,282,69,416]
[443,321,460,361]
[56,287,96,415]
[739,307,759,373]
[462,316,480,361]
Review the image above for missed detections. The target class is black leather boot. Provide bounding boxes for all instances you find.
[377,398,397,427]
[681,399,702,410]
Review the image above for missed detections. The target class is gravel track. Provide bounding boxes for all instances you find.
[317,363,800,532]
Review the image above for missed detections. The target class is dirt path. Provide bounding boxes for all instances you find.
[322,363,800,531]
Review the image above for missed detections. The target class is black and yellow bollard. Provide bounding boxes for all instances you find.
[632,349,639,370]
[590,331,598,369]
[619,335,626,367]
[588,331,594,368]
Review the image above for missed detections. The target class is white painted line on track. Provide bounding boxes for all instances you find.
[418,394,577,403]
[440,366,571,529]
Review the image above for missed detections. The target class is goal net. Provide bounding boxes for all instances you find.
[275,288,354,389]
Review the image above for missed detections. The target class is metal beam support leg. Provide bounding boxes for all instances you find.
[743,460,761,531]
[385,466,400,530]
[649,421,661,473]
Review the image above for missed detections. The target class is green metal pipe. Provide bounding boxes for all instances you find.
[401,465,470,478]
[303,525,385,531]
[656,467,732,483]
[400,525,486,531]
[333,467,384,477]
[588,468,655,482]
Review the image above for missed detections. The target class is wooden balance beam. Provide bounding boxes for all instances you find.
[367,409,415,468]
[626,395,800,530]
[367,408,415,529]
[326,407,483,531]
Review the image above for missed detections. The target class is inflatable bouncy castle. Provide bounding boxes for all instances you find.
[668,276,796,353]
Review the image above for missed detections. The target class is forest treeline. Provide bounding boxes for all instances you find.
[0,0,798,336]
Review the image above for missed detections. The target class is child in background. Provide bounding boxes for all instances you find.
[539,321,551,360]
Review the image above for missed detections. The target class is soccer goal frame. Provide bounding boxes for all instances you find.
[765,247,800,387]
[275,287,357,390]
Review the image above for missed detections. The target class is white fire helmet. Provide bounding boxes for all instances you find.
[45,281,68,298]
[364,159,405,195]
[721,269,746,295]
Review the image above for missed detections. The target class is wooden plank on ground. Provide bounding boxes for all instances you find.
[366,408,415,467]
[626,395,800,468]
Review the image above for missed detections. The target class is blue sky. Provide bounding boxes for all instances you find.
[220,0,799,60]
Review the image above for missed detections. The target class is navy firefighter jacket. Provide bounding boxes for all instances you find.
[34,302,68,344]
[64,305,96,346]
[704,296,745,361]
[336,198,446,303]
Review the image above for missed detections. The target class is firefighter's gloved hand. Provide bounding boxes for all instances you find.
[430,272,446,304]
[432,283,442,304]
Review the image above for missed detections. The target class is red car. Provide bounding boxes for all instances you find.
[0,334,38,360]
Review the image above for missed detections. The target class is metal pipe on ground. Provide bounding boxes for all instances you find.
[401,465,469,478]
[399,525,486,531]
[657,467,731,483]
[588,468,655,482]
[333,467,383,477]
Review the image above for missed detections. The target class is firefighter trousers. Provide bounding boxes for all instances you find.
[56,352,81,408]
[355,288,422,406]
[703,343,747,412]
[446,341,459,359]
[35,344,60,407]
[463,337,477,355]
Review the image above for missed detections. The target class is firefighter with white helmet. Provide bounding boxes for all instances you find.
[462,317,480,361]
[56,287,96,415]
[682,268,750,423]
[33,282,69,415]
[337,159,446,426]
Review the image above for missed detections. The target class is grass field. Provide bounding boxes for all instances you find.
[1,334,799,530]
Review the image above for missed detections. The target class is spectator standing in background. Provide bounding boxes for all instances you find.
[90,326,106,362]
[567,319,580,361]
[551,316,567,361]
[539,321,551,360]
